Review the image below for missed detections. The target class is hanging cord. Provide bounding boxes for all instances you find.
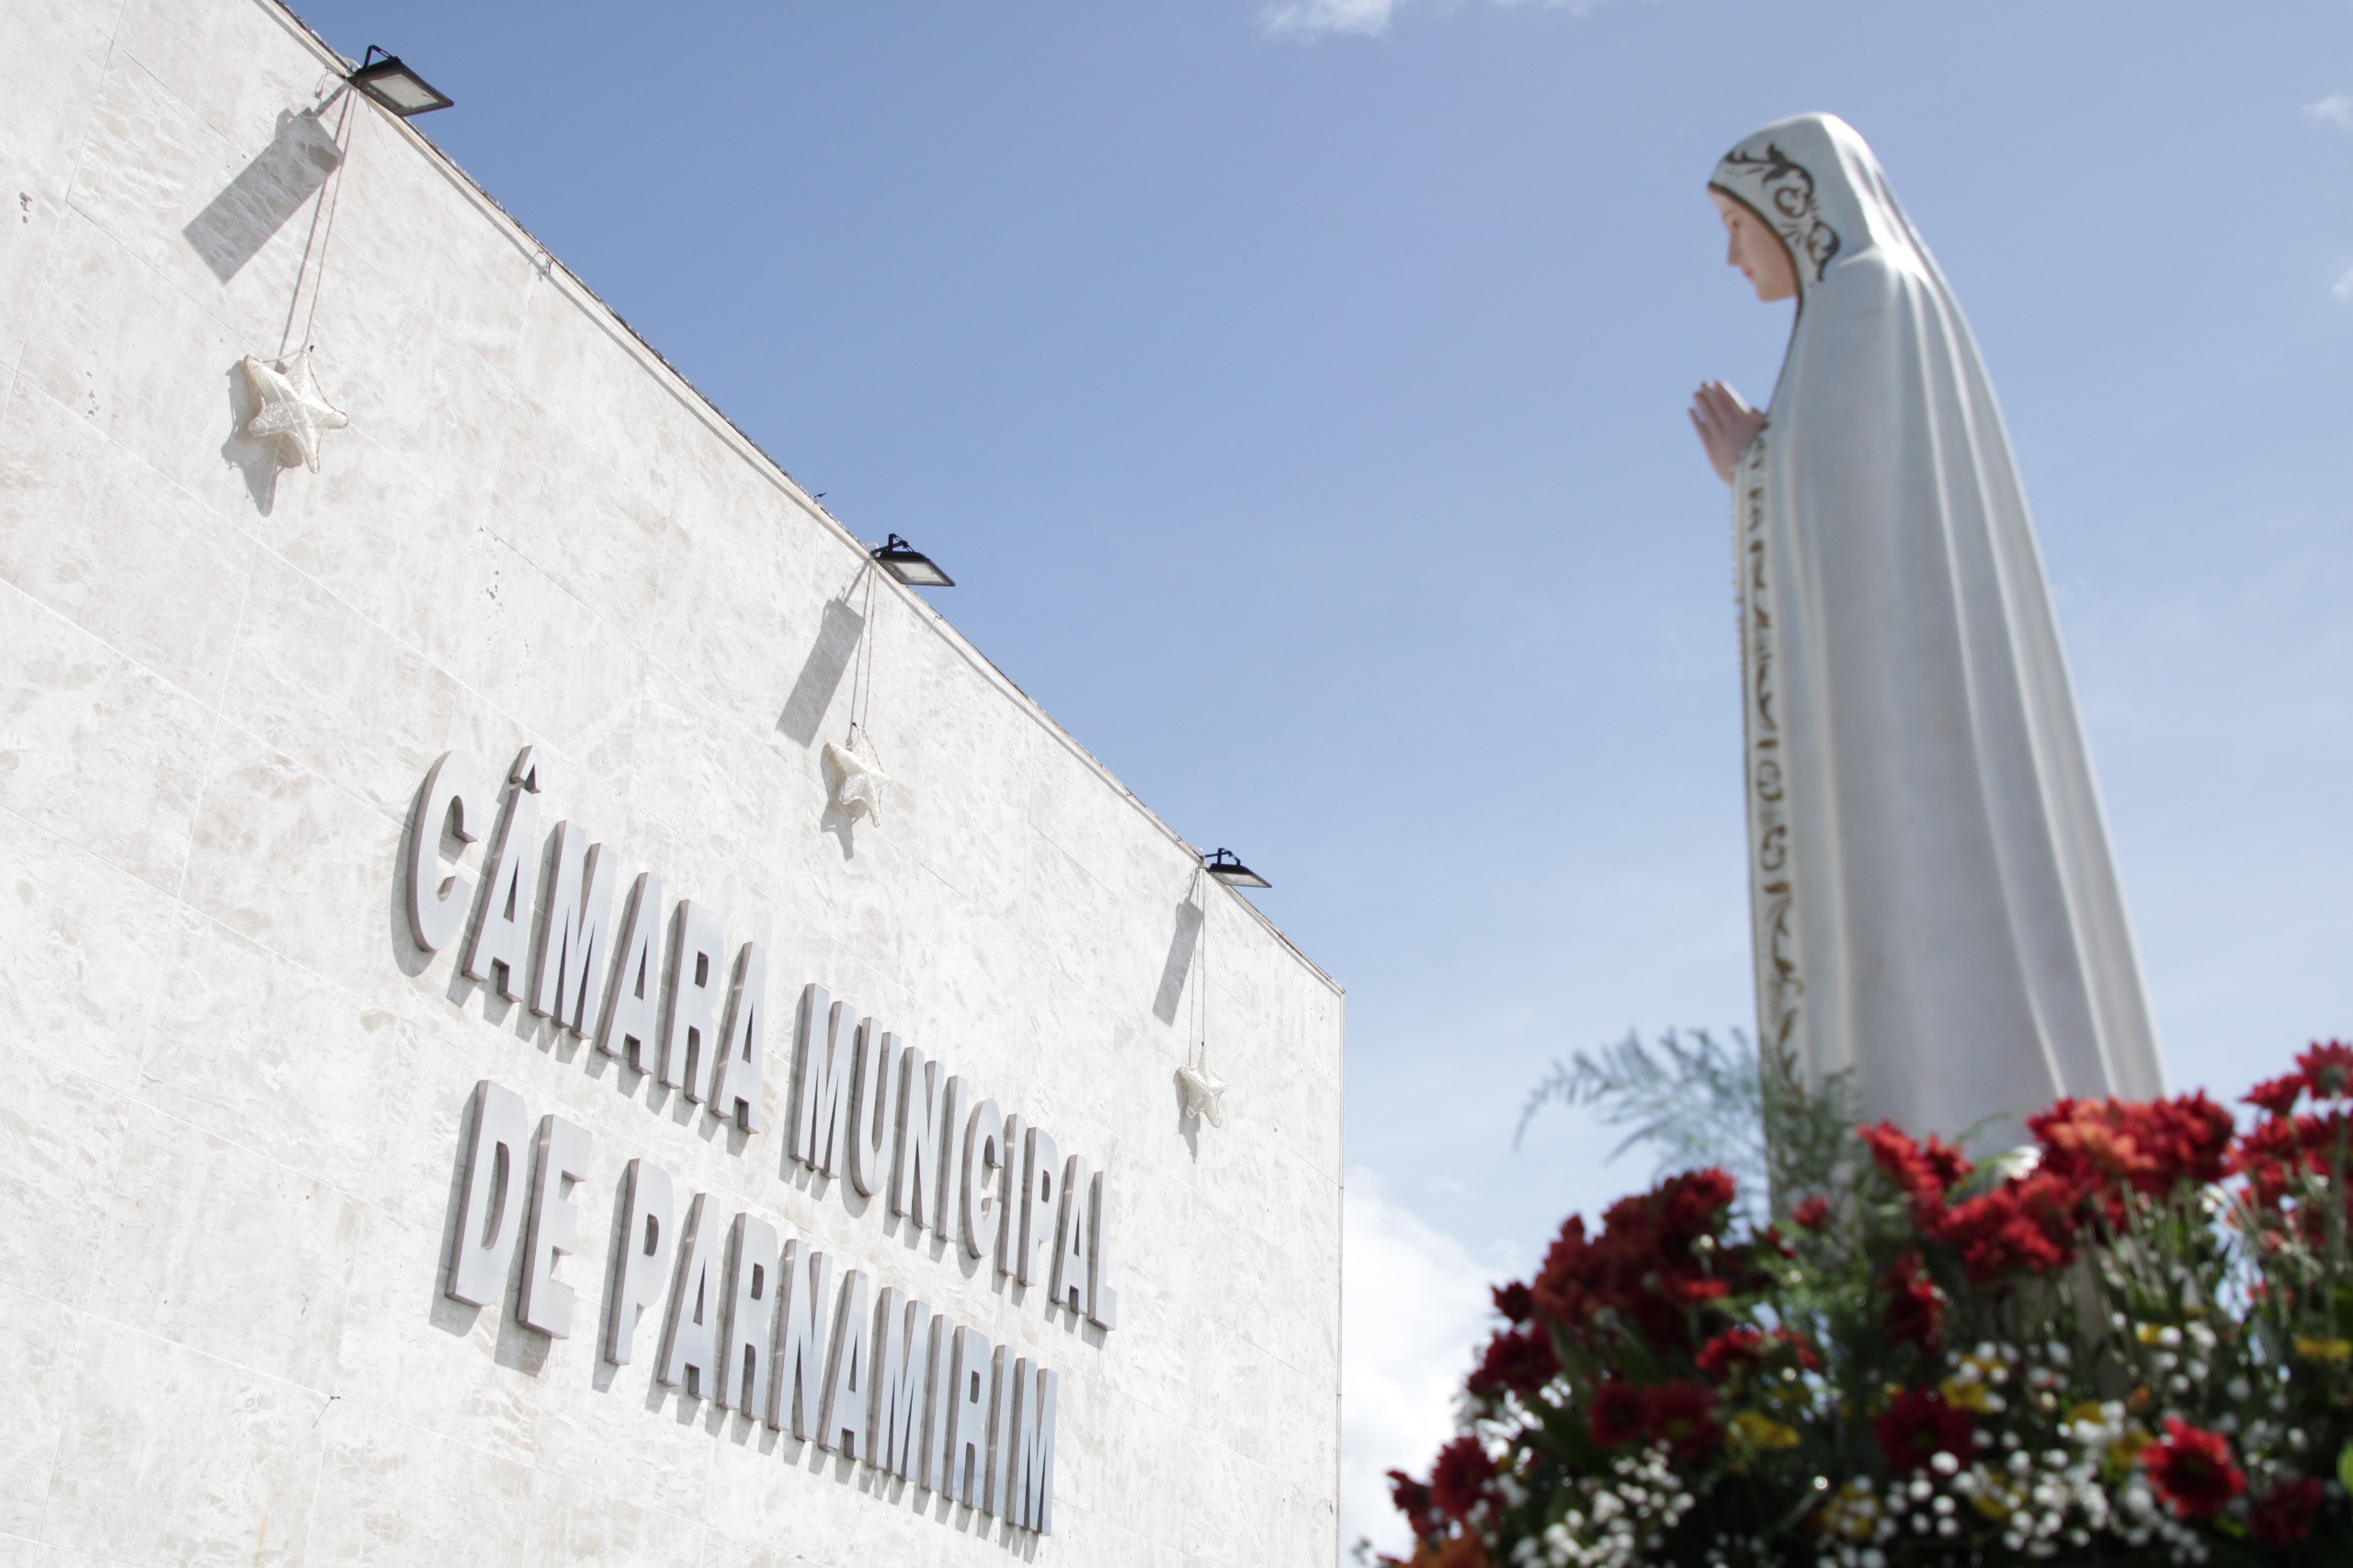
[275,86,358,361]
[299,92,357,352]
[847,562,880,756]
[1189,864,1210,1074]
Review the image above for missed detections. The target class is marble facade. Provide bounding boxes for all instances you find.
[0,1,1347,1562]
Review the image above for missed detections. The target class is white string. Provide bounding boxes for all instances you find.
[1190,866,1210,1074]
[277,87,357,360]
[300,91,357,352]
[850,563,879,751]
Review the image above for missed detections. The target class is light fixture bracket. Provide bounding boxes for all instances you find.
[349,45,454,117]
[1203,848,1270,890]
[870,532,955,588]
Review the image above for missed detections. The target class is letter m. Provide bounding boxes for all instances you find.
[531,823,615,1036]
[870,1288,931,1480]
[1010,1358,1058,1534]
[792,984,855,1175]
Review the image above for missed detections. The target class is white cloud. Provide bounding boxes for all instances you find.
[1263,0,1404,39]
[2335,267,2353,302]
[1262,0,1606,42]
[1339,1168,1501,1559]
[2305,94,2353,130]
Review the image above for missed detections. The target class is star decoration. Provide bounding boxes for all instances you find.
[241,347,347,472]
[823,735,891,824]
[1177,1061,1229,1129]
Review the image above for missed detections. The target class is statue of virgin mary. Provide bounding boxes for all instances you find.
[1687,113,2166,1142]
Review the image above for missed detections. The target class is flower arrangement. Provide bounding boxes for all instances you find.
[1385,1042,2353,1566]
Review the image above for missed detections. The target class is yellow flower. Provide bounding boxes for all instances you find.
[1731,1410,1801,1451]
[1816,1482,1882,1542]
[2107,1428,2155,1473]
[1939,1377,1994,1413]
[1970,1489,2016,1522]
[2294,1336,2353,1363]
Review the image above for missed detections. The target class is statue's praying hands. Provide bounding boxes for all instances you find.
[1688,187,1795,482]
[1688,381,1765,484]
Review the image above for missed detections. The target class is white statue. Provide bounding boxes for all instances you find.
[1686,114,2165,1142]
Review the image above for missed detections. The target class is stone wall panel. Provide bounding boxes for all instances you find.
[0,0,1343,1558]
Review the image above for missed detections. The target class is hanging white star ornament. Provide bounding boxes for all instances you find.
[241,347,347,472]
[1177,1061,1229,1129]
[824,735,891,824]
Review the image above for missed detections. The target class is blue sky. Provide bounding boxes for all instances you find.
[289,0,2353,1550]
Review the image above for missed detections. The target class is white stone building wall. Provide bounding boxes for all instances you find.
[0,1,1347,1562]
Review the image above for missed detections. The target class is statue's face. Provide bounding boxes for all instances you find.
[1711,189,1798,304]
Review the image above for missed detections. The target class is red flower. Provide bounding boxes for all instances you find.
[2029,1093,2233,1210]
[1466,1324,1559,1399]
[1861,1121,1973,1210]
[1491,1280,1534,1324]
[1530,1168,1751,1351]
[1387,1470,1438,1540]
[1583,1379,1724,1460]
[1428,1436,1496,1523]
[1586,1380,1648,1447]
[2244,1074,2306,1119]
[1696,1327,1766,1382]
[1696,1326,1820,1383]
[1873,1387,1975,1473]
[2250,1476,2324,1546]
[1926,1173,2078,1282]
[2297,1040,2353,1099]
[1881,1252,1946,1353]
[1657,1167,1740,1238]
[2231,1104,2353,1241]
[1644,1380,1726,1462]
[1791,1195,1832,1231]
[2140,1418,2245,1521]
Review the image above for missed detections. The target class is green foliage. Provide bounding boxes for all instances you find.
[1516,1028,1857,1223]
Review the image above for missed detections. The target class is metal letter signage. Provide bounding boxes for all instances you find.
[406,750,485,950]
[447,1080,530,1307]
[407,751,1079,1538]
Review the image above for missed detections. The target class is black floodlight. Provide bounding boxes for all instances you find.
[1204,848,1270,890]
[871,533,954,588]
[349,47,453,117]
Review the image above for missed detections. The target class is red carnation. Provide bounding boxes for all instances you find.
[1658,1167,1739,1238]
[2029,1093,2233,1210]
[1530,1168,1751,1352]
[1696,1327,1766,1382]
[1861,1122,1972,1209]
[1492,1280,1534,1324]
[1873,1387,1975,1474]
[2244,1074,2306,1119]
[1645,1379,1726,1461]
[1881,1251,1946,1353]
[2231,1105,2353,1240]
[2298,1040,2353,1098]
[1697,1325,1820,1382]
[2250,1476,2324,1546]
[1467,1324,1559,1399]
[2140,1418,2245,1521]
[1387,1469,1438,1540]
[1926,1174,2077,1282]
[1586,1380,1648,1447]
[1428,1436,1496,1523]
[1792,1195,1832,1231]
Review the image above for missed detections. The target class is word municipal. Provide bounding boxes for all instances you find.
[404,748,1120,1332]
[449,1081,1059,1533]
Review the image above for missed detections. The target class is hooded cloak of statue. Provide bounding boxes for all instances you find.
[1710,113,2165,1140]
